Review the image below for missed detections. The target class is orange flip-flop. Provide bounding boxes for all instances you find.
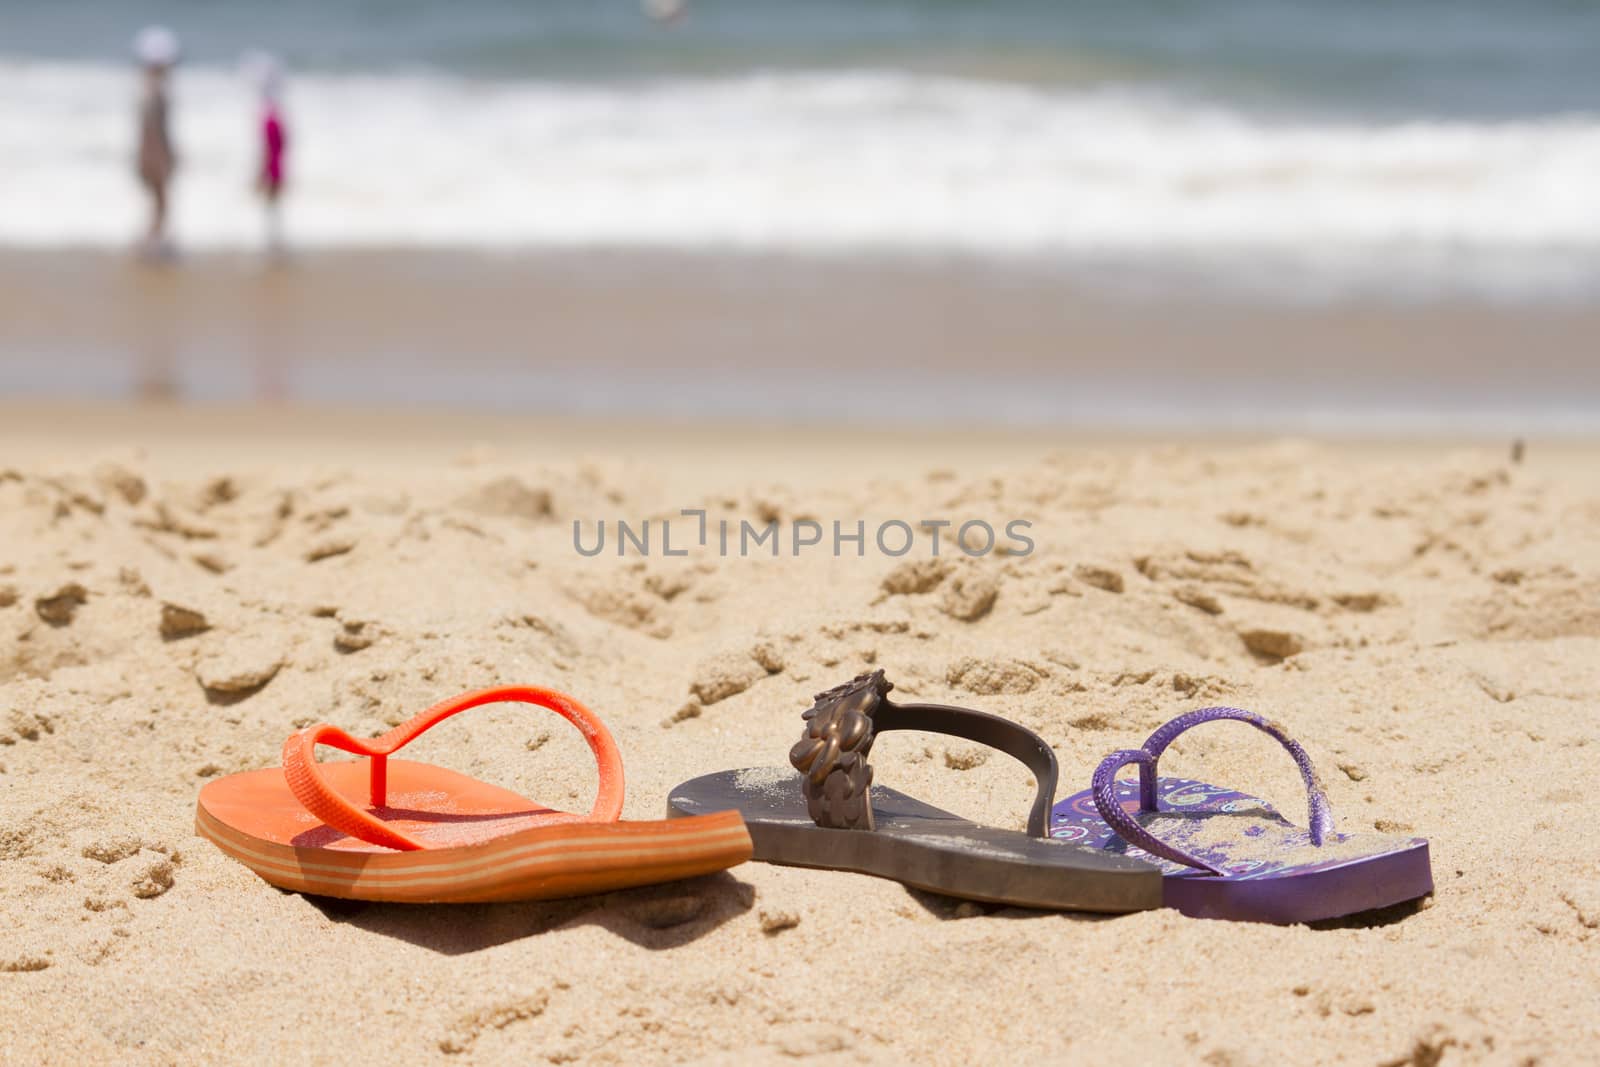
[196,685,752,903]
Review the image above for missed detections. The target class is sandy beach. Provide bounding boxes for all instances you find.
[1,407,1596,1063]
[5,0,1599,1059]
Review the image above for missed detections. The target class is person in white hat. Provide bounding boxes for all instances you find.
[133,25,180,251]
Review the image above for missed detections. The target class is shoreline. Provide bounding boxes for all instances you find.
[2,247,1597,434]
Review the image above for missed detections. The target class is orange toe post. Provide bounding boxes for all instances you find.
[196,686,752,903]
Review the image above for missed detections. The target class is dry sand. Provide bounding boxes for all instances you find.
[1,411,1597,1064]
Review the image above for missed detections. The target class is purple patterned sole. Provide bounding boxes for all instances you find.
[1052,777,1433,923]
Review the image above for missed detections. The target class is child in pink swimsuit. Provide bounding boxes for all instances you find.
[262,105,286,196]
[252,56,288,250]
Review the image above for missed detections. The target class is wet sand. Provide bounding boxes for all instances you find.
[2,248,1597,430]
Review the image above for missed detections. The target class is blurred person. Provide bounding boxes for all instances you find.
[244,52,289,253]
[133,25,180,255]
[642,0,686,24]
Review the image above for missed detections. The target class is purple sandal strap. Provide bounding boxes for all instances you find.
[1140,707,1335,843]
[1092,748,1228,875]
[1090,706,1335,876]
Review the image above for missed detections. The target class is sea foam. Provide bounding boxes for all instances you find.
[3,60,1597,292]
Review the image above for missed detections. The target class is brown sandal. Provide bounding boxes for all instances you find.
[667,670,1160,912]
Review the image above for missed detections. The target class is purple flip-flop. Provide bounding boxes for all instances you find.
[1051,707,1433,923]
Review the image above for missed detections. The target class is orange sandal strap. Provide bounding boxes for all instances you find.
[280,685,626,851]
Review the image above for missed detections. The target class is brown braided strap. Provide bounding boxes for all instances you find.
[788,669,1060,836]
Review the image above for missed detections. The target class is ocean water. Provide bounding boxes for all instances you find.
[2,0,1598,298]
